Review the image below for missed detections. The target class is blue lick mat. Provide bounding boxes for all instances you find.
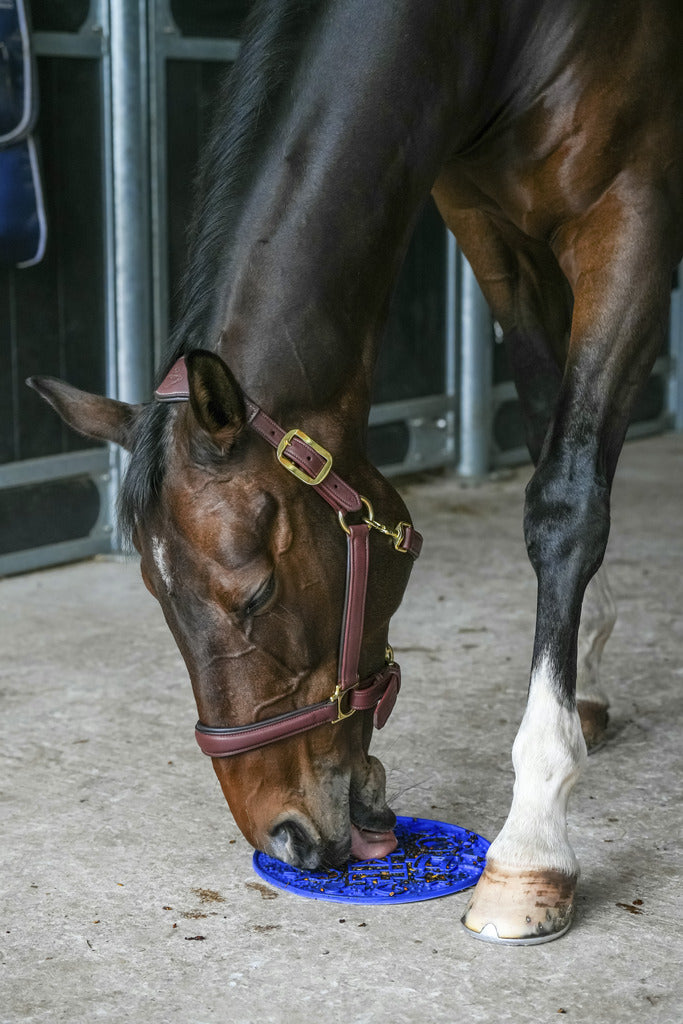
[252,815,489,904]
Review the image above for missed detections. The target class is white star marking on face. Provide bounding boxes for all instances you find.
[152,536,173,592]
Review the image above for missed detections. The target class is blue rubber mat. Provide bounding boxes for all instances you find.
[253,815,489,904]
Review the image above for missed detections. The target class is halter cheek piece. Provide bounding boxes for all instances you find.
[155,357,423,757]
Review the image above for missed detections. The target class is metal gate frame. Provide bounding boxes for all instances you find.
[669,267,683,432]
[2,4,681,576]
[0,0,155,575]
[1,2,115,576]
[457,256,683,478]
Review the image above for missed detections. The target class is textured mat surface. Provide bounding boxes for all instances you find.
[253,816,489,904]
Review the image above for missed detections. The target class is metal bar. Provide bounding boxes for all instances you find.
[109,0,152,407]
[669,263,683,431]
[377,446,452,479]
[626,417,672,440]
[162,36,240,61]
[149,0,171,368]
[32,31,107,58]
[494,414,673,471]
[0,440,113,576]
[457,253,492,478]
[99,0,120,549]
[152,0,240,60]
[444,230,458,466]
[0,536,111,578]
[107,0,153,552]
[492,446,530,469]
[369,394,452,426]
[491,380,518,404]
[0,449,109,489]
[492,355,671,407]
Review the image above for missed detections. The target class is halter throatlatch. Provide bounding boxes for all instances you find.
[155,357,423,757]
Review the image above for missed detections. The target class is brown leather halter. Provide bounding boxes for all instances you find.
[154,357,423,758]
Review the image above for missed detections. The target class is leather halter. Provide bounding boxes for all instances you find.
[154,357,423,757]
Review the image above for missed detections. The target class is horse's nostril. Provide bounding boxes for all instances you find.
[269,818,321,869]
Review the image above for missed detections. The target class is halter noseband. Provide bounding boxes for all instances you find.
[154,357,422,757]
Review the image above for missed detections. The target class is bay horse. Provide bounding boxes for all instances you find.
[28,0,682,943]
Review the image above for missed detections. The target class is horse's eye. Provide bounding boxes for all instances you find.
[244,574,276,617]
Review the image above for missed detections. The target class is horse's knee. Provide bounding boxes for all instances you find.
[523,455,611,593]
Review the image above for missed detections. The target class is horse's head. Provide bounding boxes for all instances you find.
[28,351,419,868]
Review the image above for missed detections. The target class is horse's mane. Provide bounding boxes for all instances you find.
[118,0,322,545]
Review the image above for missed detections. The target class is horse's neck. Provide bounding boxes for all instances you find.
[188,0,583,433]
[200,3,467,431]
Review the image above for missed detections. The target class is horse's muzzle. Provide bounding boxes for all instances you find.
[266,813,398,868]
[268,814,350,869]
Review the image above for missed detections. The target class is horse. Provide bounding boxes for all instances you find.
[28,0,683,944]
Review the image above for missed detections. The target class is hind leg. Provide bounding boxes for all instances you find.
[576,567,616,749]
[453,186,675,942]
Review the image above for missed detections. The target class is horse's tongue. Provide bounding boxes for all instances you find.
[350,824,397,861]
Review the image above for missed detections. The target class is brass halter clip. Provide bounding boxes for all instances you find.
[329,682,358,723]
[338,494,410,552]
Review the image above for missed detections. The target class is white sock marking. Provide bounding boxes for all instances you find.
[487,653,587,875]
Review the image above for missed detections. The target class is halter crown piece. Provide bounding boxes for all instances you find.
[155,357,423,757]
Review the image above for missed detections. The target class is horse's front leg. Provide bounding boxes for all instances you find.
[462,453,596,943]
[462,184,677,942]
[449,212,616,752]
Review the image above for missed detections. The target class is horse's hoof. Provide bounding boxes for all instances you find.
[577,699,609,753]
[461,861,576,944]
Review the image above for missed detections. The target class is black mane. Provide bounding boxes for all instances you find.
[118,0,322,545]
[167,0,322,367]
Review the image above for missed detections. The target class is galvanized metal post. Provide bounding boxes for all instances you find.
[669,262,683,431]
[109,0,151,405]
[457,252,492,478]
[106,0,152,548]
[444,231,458,466]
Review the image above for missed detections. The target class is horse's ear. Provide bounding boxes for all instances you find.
[26,376,142,451]
[186,350,246,453]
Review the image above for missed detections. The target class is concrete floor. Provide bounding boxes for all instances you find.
[1,434,682,1024]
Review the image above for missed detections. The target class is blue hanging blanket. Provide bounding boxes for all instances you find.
[0,0,46,267]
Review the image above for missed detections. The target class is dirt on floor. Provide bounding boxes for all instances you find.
[1,433,682,1024]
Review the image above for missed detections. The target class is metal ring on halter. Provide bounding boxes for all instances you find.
[338,496,410,552]
[337,495,373,535]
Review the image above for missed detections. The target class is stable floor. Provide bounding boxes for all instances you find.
[1,434,682,1024]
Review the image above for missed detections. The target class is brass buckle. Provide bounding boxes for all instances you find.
[276,428,333,486]
[329,683,357,723]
